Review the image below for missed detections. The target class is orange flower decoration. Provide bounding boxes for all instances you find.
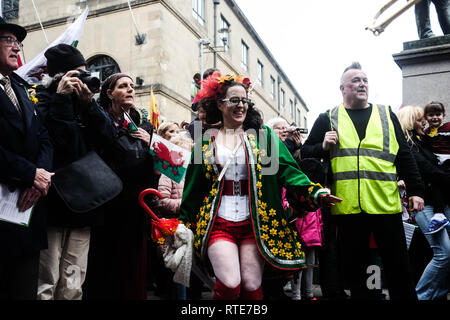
[198,72,251,99]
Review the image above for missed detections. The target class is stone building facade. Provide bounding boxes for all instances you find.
[6,0,308,126]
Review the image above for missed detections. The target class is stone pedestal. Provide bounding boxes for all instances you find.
[393,35,450,121]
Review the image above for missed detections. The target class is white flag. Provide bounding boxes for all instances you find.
[16,6,89,84]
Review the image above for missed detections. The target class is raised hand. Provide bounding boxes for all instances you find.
[322,130,338,151]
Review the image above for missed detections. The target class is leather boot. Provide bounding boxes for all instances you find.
[240,286,263,300]
[213,279,240,300]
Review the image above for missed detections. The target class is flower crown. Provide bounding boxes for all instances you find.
[197,71,251,100]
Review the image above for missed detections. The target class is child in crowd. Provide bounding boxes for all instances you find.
[422,102,450,234]
[156,134,194,300]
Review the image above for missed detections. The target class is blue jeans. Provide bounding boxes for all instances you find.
[414,205,450,300]
[415,0,450,38]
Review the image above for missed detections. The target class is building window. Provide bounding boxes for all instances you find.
[297,109,301,126]
[280,88,285,109]
[289,99,294,119]
[86,55,121,83]
[270,76,275,99]
[257,60,263,86]
[241,40,249,71]
[2,0,19,20]
[304,116,308,129]
[192,0,205,25]
[219,15,230,52]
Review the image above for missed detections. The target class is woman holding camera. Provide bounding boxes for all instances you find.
[267,117,304,162]
[85,73,159,300]
[35,44,116,300]
[179,72,341,300]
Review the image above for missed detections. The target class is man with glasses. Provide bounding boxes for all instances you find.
[0,17,53,299]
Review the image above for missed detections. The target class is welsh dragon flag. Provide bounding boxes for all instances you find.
[16,6,89,84]
[150,134,190,184]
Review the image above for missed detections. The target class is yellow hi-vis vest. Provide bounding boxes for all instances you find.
[329,104,402,215]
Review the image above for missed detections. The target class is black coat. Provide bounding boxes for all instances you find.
[0,72,53,256]
[408,131,450,211]
[34,83,116,228]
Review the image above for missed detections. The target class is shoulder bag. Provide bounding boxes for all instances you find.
[52,150,123,213]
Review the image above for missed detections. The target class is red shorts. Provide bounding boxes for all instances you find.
[208,217,255,247]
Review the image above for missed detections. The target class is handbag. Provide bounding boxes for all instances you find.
[112,132,149,168]
[52,150,123,213]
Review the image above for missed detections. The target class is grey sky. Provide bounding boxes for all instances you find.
[234,0,442,128]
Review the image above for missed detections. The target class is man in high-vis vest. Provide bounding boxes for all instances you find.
[302,62,425,300]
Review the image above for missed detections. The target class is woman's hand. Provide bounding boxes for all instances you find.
[397,180,406,189]
[320,193,343,207]
[131,127,151,146]
[408,196,424,212]
[289,130,303,148]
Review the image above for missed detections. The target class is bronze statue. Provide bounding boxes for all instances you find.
[415,0,450,39]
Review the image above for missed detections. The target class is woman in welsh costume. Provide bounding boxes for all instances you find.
[179,72,341,300]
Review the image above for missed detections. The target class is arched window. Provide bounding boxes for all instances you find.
[86,55,120,82]
[2,0,19,20]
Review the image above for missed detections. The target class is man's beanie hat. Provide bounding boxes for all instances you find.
[44,44,86,76]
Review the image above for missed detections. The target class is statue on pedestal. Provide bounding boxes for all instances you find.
[415,0,450,39]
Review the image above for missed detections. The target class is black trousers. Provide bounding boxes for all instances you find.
[318,209,348,299]
[0,251,40,300]
[336,213,417,300]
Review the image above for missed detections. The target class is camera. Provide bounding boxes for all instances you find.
[75,70,100,93]
[288,127,308,134]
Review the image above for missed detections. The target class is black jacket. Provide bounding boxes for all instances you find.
[408,131,450,211]
[301,104,424,200]
[34,81,116,228]
[0,72,53,255]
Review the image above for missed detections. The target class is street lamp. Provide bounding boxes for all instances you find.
[217,27,229,50]
[198,1,230,82]
[213,0,220,67]
[198,39,211,88]
[277,75,282,113]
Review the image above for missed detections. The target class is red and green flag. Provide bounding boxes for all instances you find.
[149,134,190,183]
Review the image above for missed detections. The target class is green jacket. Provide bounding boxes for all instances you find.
[179,126,328,270]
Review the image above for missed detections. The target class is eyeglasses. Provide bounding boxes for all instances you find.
[0,36,23,49]
[273,126,288,131]
[222,97,251,106]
